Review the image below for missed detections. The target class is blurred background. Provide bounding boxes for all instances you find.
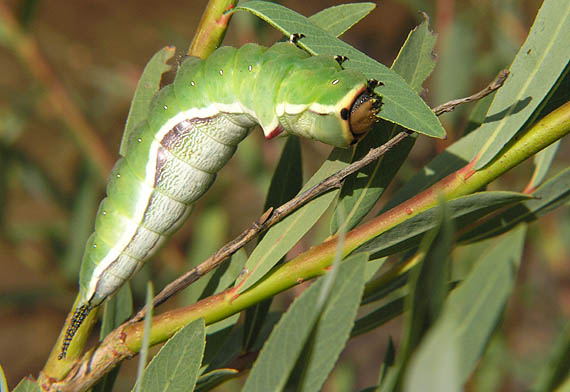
[0,0,567,390]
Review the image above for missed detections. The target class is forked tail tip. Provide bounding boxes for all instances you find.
[58,304,91,360]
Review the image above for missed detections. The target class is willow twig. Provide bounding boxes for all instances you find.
[432,69,509,115]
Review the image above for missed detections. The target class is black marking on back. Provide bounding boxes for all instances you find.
[367,79,382,91]
[289,33,305,45]
[58,304,92,360]
[334,55,349,68]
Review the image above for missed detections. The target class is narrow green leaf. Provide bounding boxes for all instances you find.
[0,364,8,392]
[381,201,454,390]
[134,282,154,392]
[296,253,368,392]
[205,313,239,335]
[199,249,247,300]
[13,378,40,392]
[378,337,396,387]
[308,3,376,37]
[242,278,324,391]
[119,46,175,156]
[361,271,408,306]
[196,368,239,392]
[235,1,445,139]
[445,225,527,384]
[533,323,570,392]
[528,140,560,190]
[391,15,438,93]
[243,299,271,352]
[364,257,386,282]
[184,205,229,304]
[134,319,205,392]
[201,320,242,374]
[464,93,495,135]
[355,191,532,257]
[264,136,303,211]
[331,16,437,233]
[203,313,281,374]
[458,167,570,243]
[474,0,570,169]
[100,283,133,339]
[534,62,570,120]
[243,258,364,392]
[351,296,405,337]
[401,201,453,353]
[403,317,460,392]
[237,148,350,294]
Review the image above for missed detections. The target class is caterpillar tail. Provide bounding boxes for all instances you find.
[58,303,92,360]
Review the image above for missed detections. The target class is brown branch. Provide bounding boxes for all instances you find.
[131,68,509,323]
[432,69,509,115]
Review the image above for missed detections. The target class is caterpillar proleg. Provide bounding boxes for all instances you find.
[59,41,382,359]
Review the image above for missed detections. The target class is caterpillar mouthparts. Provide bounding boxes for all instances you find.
[348,90,383,137]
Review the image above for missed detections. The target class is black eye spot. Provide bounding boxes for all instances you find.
[340,108,349,120]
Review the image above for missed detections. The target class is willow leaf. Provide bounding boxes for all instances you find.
[308,3,376,37]
[119,46,175,156]
[134,319,205,392]
[354,191,531,257]
[474,0,570,169]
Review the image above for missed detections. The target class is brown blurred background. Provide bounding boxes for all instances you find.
[1,0,567,390]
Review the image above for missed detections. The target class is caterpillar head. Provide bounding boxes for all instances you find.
[275,73,382,148]
[344,79,383,144]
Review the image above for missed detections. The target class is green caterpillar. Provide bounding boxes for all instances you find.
[59,40,382,358]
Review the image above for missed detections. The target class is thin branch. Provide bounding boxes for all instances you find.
[432,69,509,115]
[131,69,509,322]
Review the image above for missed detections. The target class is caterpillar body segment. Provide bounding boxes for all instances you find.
[60,42,382,359]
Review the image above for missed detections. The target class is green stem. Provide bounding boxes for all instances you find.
[188,0,238,58]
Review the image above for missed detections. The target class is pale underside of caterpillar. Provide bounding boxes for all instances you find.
[59,41,382,358]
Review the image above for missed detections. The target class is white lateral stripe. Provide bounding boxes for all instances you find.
[275,102,338,116]
[87,104,259,302]
[87,180,154,302]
